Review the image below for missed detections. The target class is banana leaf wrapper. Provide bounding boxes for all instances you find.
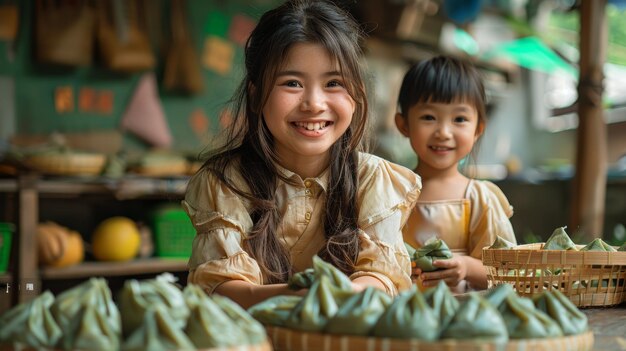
[440,293,508,341]
[372,286,439,340]
[324,287,392,336]
[484,284,516,308]
[212,294,268,345]
[0,291,61,348]
[533,289,588,335]
[498,295,562,339]
[619,242,626,251]
[288,268,315,290]
[248,295,303,327]
[422,280,459,328]
[543,227,577,250]
[285,275,355,332]
[51,277,121,350]
[414,237,453,272]
[119,276,189,336]
[488,235,516,249]
[121,305,194,351]
[580,238,617,251]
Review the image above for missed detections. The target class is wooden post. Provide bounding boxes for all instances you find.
[17,173,40,303]
[571,0,608,240]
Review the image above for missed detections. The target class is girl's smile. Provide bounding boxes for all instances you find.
[263,42,355,177]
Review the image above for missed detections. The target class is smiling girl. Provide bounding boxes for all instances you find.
[395,56,517,292]
[182,0,421,308]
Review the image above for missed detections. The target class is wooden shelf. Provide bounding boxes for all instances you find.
[0,179,17,192]
[40,258,188,280]
[0,273,11,284]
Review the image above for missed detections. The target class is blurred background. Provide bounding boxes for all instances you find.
[0,0,625,310]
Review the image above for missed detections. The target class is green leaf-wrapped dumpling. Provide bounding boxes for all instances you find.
[284,275,354,332]
[440,293,508,341]
[121,305,195,351]
[248,295,302,327]
[618,242,626,251]
[580,238,617,252]
[325,287,392,336]
[414,237,453,272]
[488,235,516,249]
[51,277,121,351]
[422,280,459,329]
[484,284,516,308]
[288,268,315,290]
[532,290,588,336]
[498,295,562,339]
[183,285,249,348]
[212,295,267,345]
[372,286,439,340]
[543,227,577,251]
[0,291,61,348]
[119,275,189,336]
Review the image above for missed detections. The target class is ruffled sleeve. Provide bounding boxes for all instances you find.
[467,180,517,259]
[350,153,421,295]
[182,168,262,294]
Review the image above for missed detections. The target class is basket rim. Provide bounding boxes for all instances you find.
[266,326,594,351]
[482,243,626,266]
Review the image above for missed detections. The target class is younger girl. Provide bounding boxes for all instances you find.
[395,56,516,291]
[183,0,421,308]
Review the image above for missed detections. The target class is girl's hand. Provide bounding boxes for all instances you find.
[418,257,467,288]
[410,261,423,284]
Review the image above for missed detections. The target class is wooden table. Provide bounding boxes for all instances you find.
[583,306,626,350]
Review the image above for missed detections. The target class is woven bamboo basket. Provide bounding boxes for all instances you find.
[25,152,106,176]
[266,326,593,351]
[483,243,626,307]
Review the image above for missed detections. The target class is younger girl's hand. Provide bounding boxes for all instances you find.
[410,261,422,284]
[418,257,467,288]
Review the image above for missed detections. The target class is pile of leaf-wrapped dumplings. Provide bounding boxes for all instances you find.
[249,256,588,342]
[489,226,626,252]
[0,275,267,350]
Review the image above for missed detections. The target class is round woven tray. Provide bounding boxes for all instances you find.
[25,152,106,176]
[483,243,626,307]
[266,326,594,351]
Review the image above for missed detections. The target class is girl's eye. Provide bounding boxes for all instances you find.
[284,80,302,88]
[454,116,469,123]
[327,80,344,88]
[420,114,436,121]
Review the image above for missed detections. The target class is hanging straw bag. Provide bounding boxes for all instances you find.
[97,0,155,73]
[35,0,95,66]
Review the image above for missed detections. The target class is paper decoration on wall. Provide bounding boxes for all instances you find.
[228,14,256,46]
[79,87,96,112]
[79,87,114,115]
[54,86,74,113]
[189,108,209,136]
[202,36,234,75]
[120,73,172,148]
[204,11,230,37]
[96,90,114,115]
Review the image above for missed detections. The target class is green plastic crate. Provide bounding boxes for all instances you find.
[152,206,195,258]
[0,222,14,273]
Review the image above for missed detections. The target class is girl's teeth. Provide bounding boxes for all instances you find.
[296,121,327,131]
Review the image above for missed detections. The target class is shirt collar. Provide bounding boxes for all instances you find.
[274,162,329,193]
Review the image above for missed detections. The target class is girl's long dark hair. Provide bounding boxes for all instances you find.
[200,0,369,283]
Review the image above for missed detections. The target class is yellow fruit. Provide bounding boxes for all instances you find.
[92,217,141,261]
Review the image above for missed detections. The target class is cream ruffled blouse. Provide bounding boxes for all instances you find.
[182,152,421,296]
